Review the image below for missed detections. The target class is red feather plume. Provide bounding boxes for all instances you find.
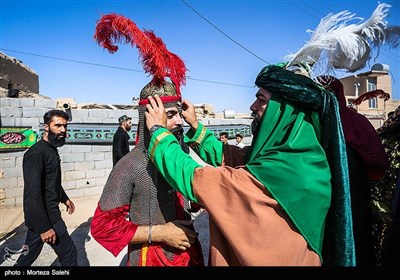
[94,13,187,97]
[352,89,390,106]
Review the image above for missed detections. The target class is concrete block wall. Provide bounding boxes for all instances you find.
[1,97,252,208]
[0,97,138,208]
[198,118,253,145]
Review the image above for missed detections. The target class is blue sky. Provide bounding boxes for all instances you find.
[1,0,399,113]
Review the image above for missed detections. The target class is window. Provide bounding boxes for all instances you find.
[369,98,377,108]
[367,78,377,108]
[367,77,377,91]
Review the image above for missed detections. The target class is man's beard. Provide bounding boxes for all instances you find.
[171,126,189,154]
[251,112,261,137]
[48,130,66,148]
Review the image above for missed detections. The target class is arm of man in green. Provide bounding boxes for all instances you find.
[184,120,223,167]
[183,102,248,169]
[149,126,202,202]
[149,99,243,201]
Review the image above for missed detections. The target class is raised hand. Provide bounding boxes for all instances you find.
[145,95,167,130]
[181,99,198,131]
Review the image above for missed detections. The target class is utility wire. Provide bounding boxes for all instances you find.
[0,49,143,73]
[287,0,321,19]
[181,0,269,64]
[0,48,253,88]
[186,76,253,88]
[182,0,398,66]
[2,2,397,89]
[295,0,400,65]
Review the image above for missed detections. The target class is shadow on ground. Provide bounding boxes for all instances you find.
[50,217,93,266]
[0,222,27,266]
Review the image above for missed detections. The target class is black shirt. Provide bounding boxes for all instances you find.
[112,126,130,166]
[22,140,69,234]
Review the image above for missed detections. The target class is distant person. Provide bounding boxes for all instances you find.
[235,133,245,148]
[15,110,77,267]
[112,114,132,167]
[219,132,228,145]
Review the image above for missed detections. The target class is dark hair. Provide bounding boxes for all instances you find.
[220,132,228,137]
[43,110,69,125]
[236,133,243,138]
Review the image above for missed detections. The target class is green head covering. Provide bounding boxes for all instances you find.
[246,64,355,266]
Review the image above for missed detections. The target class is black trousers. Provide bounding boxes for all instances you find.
[14,219,78,266]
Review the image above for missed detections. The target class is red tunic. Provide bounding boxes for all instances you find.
[91,193,204,266]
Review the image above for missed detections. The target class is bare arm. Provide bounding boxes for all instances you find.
[131,220,198,251]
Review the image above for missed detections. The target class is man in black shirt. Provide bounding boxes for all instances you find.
[112,114,132,166]
[15,110,77,266]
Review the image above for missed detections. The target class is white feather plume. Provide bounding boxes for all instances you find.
[284,3,391,76]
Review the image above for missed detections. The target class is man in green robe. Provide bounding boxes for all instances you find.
[144,64,355,266]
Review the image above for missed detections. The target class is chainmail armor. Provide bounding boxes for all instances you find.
[99,81,191,266]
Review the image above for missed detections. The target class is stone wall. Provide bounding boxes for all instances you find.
[0,52,39,96]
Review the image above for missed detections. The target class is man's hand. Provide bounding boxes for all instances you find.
[153,220,198,251]
[65,199,75,215]
[145,95,167,130]
[181,99,198,131]
[40,229,57,244]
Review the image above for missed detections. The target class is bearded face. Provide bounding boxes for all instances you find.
[249,88,271,138]
[170,126,183,138]
[251,112,261,137]
[124,121,132,132]
[47,128,66,148]
[170,126,189,154]
[166,107,184,140]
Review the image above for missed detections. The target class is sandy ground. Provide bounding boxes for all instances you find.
[0,194,209,268]
[0,195,128,267]
[0,150,210,268]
